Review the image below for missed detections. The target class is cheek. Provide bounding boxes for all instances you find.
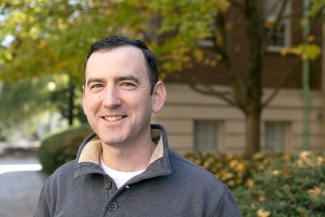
[84,95,102,112]
[134,98,152,114]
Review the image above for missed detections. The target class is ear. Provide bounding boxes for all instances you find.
[151,81,166,113]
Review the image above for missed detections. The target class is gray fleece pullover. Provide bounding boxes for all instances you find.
[34,124,241,217]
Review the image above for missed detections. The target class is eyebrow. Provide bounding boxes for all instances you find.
[86,75,140,87]
[115,75,140,84]
[86,78,105,88]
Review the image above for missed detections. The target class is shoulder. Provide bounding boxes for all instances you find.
[35,160,76,213]
[39,160,76,201]
[44,160,76,187]
[167,151,241,216]
[51,160,75,176]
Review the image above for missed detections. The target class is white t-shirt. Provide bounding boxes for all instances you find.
[100,158,145,189]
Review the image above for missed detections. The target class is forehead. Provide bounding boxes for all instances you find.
[85,46,148,79]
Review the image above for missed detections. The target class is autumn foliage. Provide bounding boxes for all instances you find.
[185,152,325,216]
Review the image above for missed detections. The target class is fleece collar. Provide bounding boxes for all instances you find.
[74,124,171,180]
[77,128,164,165]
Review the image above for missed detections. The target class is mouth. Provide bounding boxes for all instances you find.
[102,115,125,122]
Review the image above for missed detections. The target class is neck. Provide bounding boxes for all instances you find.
[101,139,156,172]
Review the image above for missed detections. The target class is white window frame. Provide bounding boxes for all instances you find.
[265,0,291,52]
[194,120,220,152]
[264,121,288,153]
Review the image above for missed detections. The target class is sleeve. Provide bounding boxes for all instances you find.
[33,179,52,217]
[212,188,242,217]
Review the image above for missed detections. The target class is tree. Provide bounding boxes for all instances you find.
[0,76,50,140]
[50,74,87,126]
[147,0,323,153]
[0,77,49,127]
[0,0,150,127]
[0,0,323,152]
[0,74,86,140]
[0,0,152,82]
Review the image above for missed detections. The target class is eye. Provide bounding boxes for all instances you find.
[121,82,135,87]
[91,84,103,89]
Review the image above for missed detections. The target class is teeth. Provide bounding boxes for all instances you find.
[104,116,123,121]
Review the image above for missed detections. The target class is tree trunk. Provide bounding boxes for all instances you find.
[245,110,261,154]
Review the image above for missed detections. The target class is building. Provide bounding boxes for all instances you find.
[152,1,324,155]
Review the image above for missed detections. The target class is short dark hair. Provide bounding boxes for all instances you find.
[84,35,158,94]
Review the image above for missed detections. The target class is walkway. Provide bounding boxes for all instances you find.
[0,152,48,217]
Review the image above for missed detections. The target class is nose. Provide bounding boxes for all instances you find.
[102,85,122,108]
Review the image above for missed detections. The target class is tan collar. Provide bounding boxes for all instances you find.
[78,129,164,165]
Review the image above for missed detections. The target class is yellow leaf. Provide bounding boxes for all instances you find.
[280,49,288,56]
[300,18,307,27]
[229,159,237,168]
[309,187,323,197]
[272,170,281,175]
[307,35,315,42]
[257,208,271,217]
[317,156,324,165]
[283,154,291,161]
[91,37,97,43]
[299,151,311,159]
[235,163,245,172]
[258,164,265,170]
[227,180,235,186]
[246,179,254,187]
[193,50,204,62]
[210,60,217,67]
[264,20,275,29]
[219,0,231,12]
[252,153,263,160]
[37,40,46,49]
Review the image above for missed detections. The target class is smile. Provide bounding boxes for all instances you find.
[103,116,124,122]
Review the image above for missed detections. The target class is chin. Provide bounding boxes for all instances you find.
[100,136,128,146]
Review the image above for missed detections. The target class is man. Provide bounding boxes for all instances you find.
[34,35,241,216]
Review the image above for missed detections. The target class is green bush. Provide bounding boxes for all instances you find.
[185,152,325,217]
[233,152,325,217]
[38,125,93,174]
[184,152,292,190]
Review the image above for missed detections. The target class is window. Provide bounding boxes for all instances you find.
[264,0,291,50]
[264,122,287,152]
[194,121,219,152]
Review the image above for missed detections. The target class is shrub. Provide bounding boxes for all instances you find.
[38,125,93,174]
[184,152,292,190]
[233,152,325,217]
[185,152,325,217]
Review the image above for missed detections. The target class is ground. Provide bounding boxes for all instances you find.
[0,149,47,217]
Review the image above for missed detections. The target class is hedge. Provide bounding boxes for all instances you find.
[185,152,325,217]
[38,125,93,174]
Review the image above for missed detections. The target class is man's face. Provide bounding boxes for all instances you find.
[83,46,154,147]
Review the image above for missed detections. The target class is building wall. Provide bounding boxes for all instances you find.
[156,1,324,155]
[152,84,324,155]
[163,1,323,91]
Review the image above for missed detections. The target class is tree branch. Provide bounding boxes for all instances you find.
[173,72,239,107]
[262,56,301,108]
[210,12,247,108]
